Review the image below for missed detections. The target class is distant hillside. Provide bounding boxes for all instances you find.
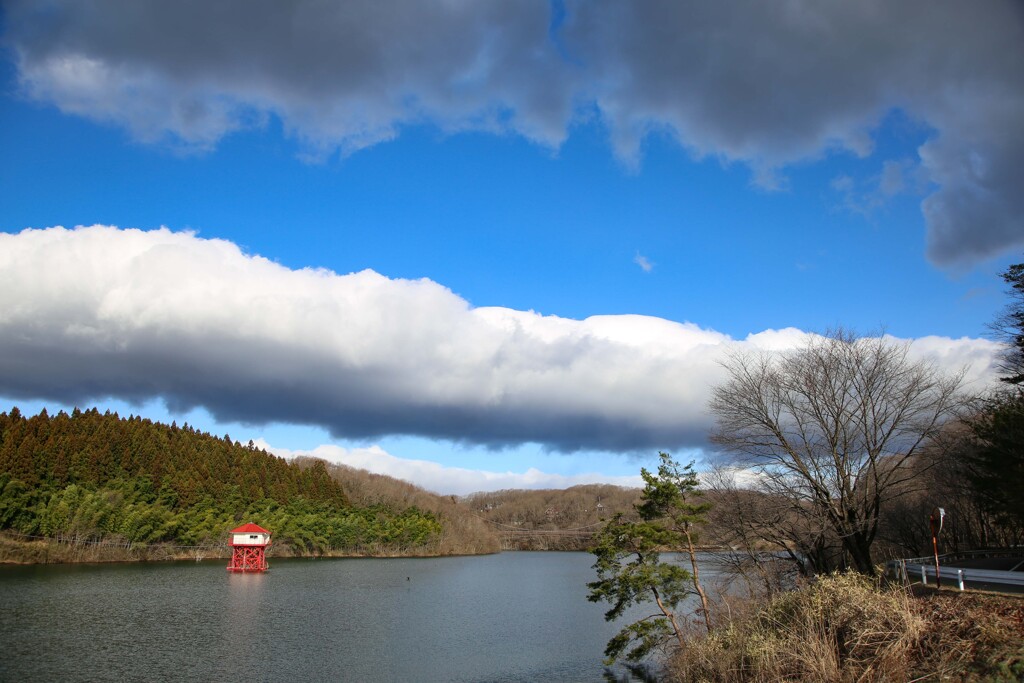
[0,407,455,559]
[314,460,499,555]
[464,484,642,550]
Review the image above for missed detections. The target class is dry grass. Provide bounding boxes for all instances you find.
[0,531,227,564]
[909,588,1024,682]
[667,573,1024,682]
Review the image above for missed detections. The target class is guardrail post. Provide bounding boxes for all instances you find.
[921,565,927,585]
[957,569,964,591]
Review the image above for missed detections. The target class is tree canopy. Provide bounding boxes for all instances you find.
[587,453,710,663]
[0,407,442,554]
[966,258,1024,529]
[709,330,967,575]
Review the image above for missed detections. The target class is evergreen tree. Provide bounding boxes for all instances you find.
[0,406,452,554]
[587,453,710,664]
[968,259,1024,529]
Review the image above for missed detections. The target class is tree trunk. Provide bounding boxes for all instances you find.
[684,529,712,633]
[842,533,875,575]
[651,586,686,649]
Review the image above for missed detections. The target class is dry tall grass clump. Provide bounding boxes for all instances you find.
[669,573,925,682]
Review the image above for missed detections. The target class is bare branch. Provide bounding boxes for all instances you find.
[708,328,969,575]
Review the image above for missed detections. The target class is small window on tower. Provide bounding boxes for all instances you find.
[250,534,259,540]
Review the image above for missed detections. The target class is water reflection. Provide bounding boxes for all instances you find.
[222,571,268,656]
[0,553,718,682]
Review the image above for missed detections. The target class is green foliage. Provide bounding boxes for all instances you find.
[0,474,37,530]
[966,259,1024,530]
[587,453,709,664]
[589,516,692,662]
[969,392,1024,527]
[0,407,442,554]
[636,454,711,543]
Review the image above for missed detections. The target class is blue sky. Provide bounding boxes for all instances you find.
[0,2,1020,494]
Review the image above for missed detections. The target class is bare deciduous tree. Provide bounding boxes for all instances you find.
[705,466,840,582]
[988,260,1024,385]
[709,329,967,575]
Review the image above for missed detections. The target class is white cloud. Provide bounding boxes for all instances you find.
[3,0,1022,264]
[633,252,654,273]
[258,440,644,496]
[0,226,1003,453]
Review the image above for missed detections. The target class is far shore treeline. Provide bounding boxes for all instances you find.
[0,407,456,558]
[0,405,658,563]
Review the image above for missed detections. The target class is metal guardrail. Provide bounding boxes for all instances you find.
[887,556,1024,591]
[898,548,1024,564]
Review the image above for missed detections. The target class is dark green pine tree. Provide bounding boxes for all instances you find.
[969,259,1024,529]
[587,453,711,664]
[0,407,375,552]
[635,455,713,633]
[970,393,1024,528]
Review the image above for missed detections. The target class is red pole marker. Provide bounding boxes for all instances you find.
[929,507,945,588]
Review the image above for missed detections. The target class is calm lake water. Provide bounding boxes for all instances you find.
[0,552,717,682]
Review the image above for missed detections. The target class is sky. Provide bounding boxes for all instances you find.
[0,1,1021,495]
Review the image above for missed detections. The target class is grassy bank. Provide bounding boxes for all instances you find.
[667,573,1024,682]
[0,531,225,564]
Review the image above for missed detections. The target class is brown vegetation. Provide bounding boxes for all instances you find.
[317,460,501,555]
[667,574,1024,682]
[876,424,1023,559]
[464,484,641,550]
[911,587,1024,680]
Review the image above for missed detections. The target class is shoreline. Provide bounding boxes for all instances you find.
[0,530,729,566]
[0,531,495,565]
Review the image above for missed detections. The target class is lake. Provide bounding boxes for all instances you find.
[0,552,717,682]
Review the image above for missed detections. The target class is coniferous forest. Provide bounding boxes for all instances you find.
[0,407,446,556]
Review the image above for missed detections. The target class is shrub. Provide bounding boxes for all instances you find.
[669,573,924,682]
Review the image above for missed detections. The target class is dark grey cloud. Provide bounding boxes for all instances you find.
[3,1,1022,261]
[4,0,573,150]
[561,1,1024,262]
[0,227,1001,452]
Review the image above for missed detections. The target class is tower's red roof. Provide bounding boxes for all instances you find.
[229,522,271,534]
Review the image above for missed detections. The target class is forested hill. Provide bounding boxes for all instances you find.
[0,407,449,556]
[0,407,347,508]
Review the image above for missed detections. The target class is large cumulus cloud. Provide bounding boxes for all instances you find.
[3,1,1023,263]
[0,226,1002,451]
